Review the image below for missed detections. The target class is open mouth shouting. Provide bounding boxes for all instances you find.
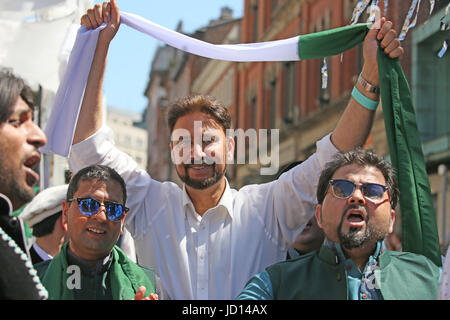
[344,206,367,230]
[23,152,41,187]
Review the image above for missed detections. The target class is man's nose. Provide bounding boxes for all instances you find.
[347,186,366,205]
[90,203,108,221]
[27,122,47,149]
[192,142,205,162]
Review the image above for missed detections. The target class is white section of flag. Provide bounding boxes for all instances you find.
[41,11,300,157]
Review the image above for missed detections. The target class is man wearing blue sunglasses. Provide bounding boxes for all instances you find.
[238,148,440,300]
[35,165,168,300]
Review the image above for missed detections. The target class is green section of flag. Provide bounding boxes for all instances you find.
[378,51,442,267]
[297,23,442,266]
[298,23,368,60]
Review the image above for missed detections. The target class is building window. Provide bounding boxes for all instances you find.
[251,96,257,129]
[272,0,278,11]
[252,3,259,42]
[414,32,450,143]
[283,62,295,123]
[136,138,144,148]
[270,78,277,129]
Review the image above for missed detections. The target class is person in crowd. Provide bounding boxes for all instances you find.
[35,164,168,300]
[21,185,69,264]
[0,68,48,299]
[68,0,403,299]
[237,148,441,300]
[277,162,325,259]
[0,68,47,255]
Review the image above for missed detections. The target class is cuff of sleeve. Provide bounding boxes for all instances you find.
[69,125,115,173]
[316,133,340,167]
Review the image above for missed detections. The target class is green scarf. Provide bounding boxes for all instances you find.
[41,242,156,300]
[297,23,442,267]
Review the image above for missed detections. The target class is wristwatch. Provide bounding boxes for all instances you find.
[358,73,380,94]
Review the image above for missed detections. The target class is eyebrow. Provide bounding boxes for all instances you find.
[10,104,33,118]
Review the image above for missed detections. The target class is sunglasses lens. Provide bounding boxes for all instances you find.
[79,198,99,216]
[363,184,386,200]
[332,180,355,198]
[106,204,124,221]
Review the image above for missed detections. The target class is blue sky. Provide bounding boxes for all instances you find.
[94,0,244,115]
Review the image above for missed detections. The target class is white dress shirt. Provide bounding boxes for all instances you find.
[439,245,450,300]
[69,127,338,299]
[32,243,53,261]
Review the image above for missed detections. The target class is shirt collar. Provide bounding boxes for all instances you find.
[0,193,13,217]
[324,238,384,264]
[182,178,234,219]
[33,242,53,261]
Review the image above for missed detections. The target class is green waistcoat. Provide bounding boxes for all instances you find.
[266,246,440,300]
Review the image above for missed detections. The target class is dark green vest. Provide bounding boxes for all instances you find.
[266,246,440,300]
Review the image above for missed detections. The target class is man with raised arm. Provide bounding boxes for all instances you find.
[69,0,403,299]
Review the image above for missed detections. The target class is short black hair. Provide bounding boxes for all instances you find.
[67,165,127,205]
[0,68,35,123]
[32,212,61,237]
[167,95,232,134]
[316,148,398,207]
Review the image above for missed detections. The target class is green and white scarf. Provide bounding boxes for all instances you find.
[41,242,155,300]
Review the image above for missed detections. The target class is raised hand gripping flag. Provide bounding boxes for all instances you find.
[41,12,441,266]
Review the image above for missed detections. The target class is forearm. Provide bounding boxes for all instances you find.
[72,40,109,145]
[331,65,378,152]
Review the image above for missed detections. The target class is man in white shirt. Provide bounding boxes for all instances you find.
[70,0,403,299]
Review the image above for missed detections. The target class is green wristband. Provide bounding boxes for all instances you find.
[352,86,379,111]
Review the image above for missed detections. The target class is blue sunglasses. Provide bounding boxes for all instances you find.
[328,179,389,204]
[68,197,129,222]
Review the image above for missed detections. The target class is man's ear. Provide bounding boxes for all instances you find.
[61,200,69,232]
[388,209,396,234]
[120,213,127,235]
[225,135,235,164]
[315,204,323,229]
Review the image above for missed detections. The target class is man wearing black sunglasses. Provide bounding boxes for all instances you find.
[238,148,440,300]
[35,165,168,300]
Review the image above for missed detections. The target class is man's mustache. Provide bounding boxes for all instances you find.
[184,159,217,168]
[341,204,368,221]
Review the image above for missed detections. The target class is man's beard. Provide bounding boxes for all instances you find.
[0,155,34,210]
[177,162,225,190]
[337,205,388,250]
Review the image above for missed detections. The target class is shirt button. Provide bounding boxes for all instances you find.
[362,293,368,299]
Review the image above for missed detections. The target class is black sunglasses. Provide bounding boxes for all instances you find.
[68,197,129,222]
[328,179,388,204]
